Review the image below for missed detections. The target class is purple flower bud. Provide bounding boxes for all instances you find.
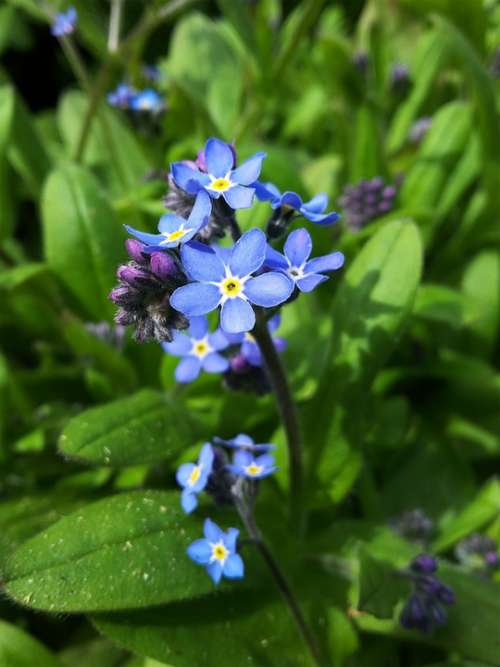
[125,239,146,263]
[117,265,150,286]
[378,201,392,213]
[230,353,251,373]
[436,583,455,605]
[428,599,448,626]
[485,551,500,568]
[400,595,427,630]
[109,286,132,305]
[382,186,396,199]
[417,575,442,596]
[150,252,177,280]
[411,554,438,574]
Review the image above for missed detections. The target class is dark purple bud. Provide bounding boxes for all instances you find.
[230,353,251,373]
[417,575,441,596]
[150,252,178,280]
[125,239,146,263]
[485,551,500,568]
[428,600,448,627]
[436,583,455,605]
[352,50,369,74]
[382,186,396,199]
[117,265,151,286]
[109,286,132,305]
[411,554,438,574]
[400,595,426,630]
[364,193,377,205]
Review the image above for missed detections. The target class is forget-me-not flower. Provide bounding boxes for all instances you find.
[125,190,211,251]
[107,83,136,109]
[187,518,244,584]
[176,443,214,513]
[51,7,77,36]
[171,137,265,210]
[265,228,344,293]
[162,315,229,383]
[170,228,293,334]
[254,182,340,226]
[213,433,275,452]
[224,313,286,367]
[227,449,277,479]
[129,89,165,113]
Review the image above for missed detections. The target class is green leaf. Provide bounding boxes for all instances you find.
[357,551,409,618]
[3,491,213,612]
[42,163,125,320]
[0,84,15,238]
[414,284,464,328]
[350,104,383,182]
[0,620,63,667]
[462,251,500,358]
[59,389,200,467]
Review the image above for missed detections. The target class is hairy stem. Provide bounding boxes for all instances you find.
[233,493,326,667]
[108,0,124,53]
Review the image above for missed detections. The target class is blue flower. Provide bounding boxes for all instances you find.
[129,89,165,113]
[224,313,286,367]
[265,228,344,293]
[213,433,275,453]
[142,64,160,82]
[254,182,340,226]
[171,138,265,210]
[107,83,136,109]
[51,7,77,36]
[176,443,214,513]
[170,228,293,334]
[125,190,211,252]
[162,315,229,383]
[227,449,277,479]
[187,518,244,584]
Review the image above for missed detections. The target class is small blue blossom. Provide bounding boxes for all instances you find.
[129,89,165,113]
[142,64,160,82]
[254,182,340,226]
[213,433,275,453]
[171,137,265,210]
[51,7,77,36]
[227,449,277,479]
[265,228,344,293]
[162,315,229,383]
[125,190,211,252]
[107,83,136,109]
[170,228,294,334]
[224,313,286,367]
[176,443,214,513]
[187,518,244,584]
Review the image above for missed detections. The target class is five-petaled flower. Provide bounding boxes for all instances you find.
[224,313,286,367]
[125,191,211,252]
[170,228,293,334]
[107,83,136,109]
[187,518,244,584]
[265,228,344,293]
[129,89,165,113]
[51,7,77,36]
[254,182,340,226]
[162,315,229,383]
[213,433,275,452]
[171,137,265,210]
[227,449,277,479]
[176,444,214,513]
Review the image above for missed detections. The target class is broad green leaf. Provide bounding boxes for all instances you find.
[4,491,213,612]
[42,163,125,320]
[0,620,63,667]
[462,251,500,358]
[0,84,15,238]
[413,284,464,328]
[349,104,383,182]
[357,551,409,618]
[59,389,200,466]
[58,638,126,667]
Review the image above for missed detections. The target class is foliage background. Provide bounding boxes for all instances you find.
[0,0,500,665]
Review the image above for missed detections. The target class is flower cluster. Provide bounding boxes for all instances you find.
[408,117,432,144]
[177,433,276,583]
[389,508,434,545]
[400,554,455,634]
[455,533,500,574]
[339,177,399,231]
[107,83,165,114]
[51,7,77,37]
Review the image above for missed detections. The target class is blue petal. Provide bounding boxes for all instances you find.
[223,553,244,579]
[212,243,232,264]
[188,189,212,228]
[296,274,328,292]
[170,283,221,317]
[284,228,312,267]
[234,449,252,468]
[161,331,191,356]
[180,241,226,282]
[229,228,266,278]
[208,328,230,351]
[171,163,210,195]
[254,181,281,203]
[268,313,281,333]
[175,356,202,383]
[231,152,266,186]
[302,209,340,225]
[280,191,303,210]
[233,434,255,446]
[274,336,287,354]
[241,340,262,366]
[220,298,255,334]
[256,453,275,469]
[158,214,185,234]
[223,331,244,345]
[202,352,229,373]
[224,527,239,552]
[302,192,328,214]
[244,272,293,307]
[181,489,198,513]
[305,251,345,274]
[198,443,214,471]
[125,225,163,247]
[264,245,288,271]
[223,184,255,210]
[188,316,209,340]
[187,538,211,564]
[176,462,196,487]
[205,138,234,177]
[206,561,223,584]
[204,518,223,542]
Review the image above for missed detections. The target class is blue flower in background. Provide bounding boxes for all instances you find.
[142,64,160,82]
[176,443,214,513]
[129,89,165,113]
[51,7,77,36]
[254,182,340,226]
[170,229,293,334]
[125,191,211,252]
[162,315,229,383]
[227,449,277,479]
[265,228,344,293]
[187,518,244,584]
[224,313,286,367]
[171,137,265,210]
[107,83,136,109]
[213,433,275,452]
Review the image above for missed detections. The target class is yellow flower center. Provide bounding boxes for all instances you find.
[244,332,255,343]
[245,463,263,477]
[193,341,209,358]
[211,542,229,563]
[221,276,242,298]
[210,177,231,192]
[165,228,187,242]
[188,465,201,486]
